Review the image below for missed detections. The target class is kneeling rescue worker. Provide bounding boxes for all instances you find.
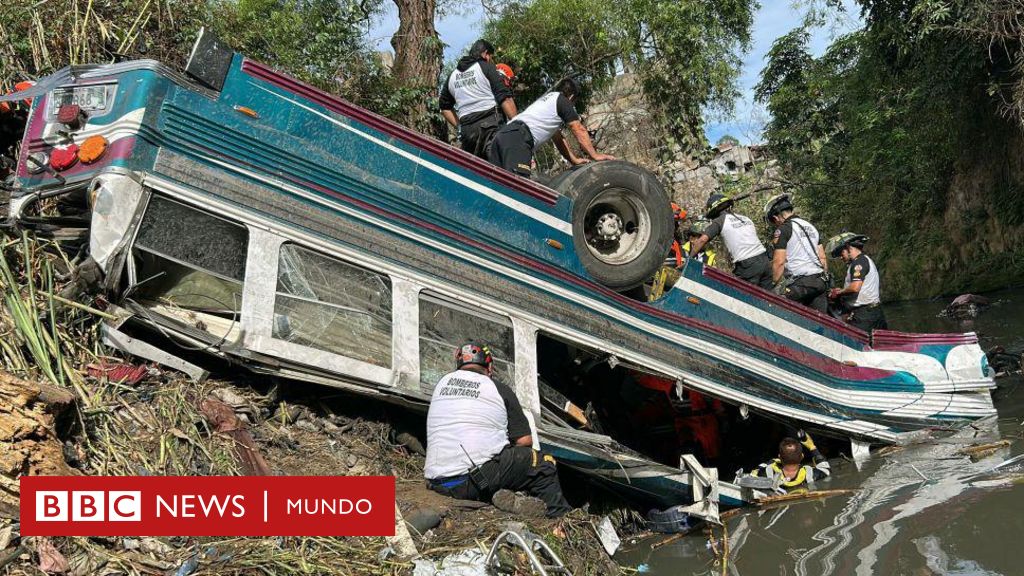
[424,341,572,517]
[690,193,772,288]
[826,232,888,332]
[752,431,830,494]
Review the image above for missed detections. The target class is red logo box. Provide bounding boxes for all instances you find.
[21,476,395,536]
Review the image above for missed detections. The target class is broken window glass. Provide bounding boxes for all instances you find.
[132,196,246,318]
[135,196,248,281]
[273,244,392,368]
[418,294,515,394]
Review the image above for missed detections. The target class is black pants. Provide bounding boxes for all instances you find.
[428,445,571,517]
[489,121,535,177]
[785,274,828,313]
[733,253,773,290]
[459,109,504,159]
[847,304,888,332]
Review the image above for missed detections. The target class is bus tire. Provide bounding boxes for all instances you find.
[554,161,673,291]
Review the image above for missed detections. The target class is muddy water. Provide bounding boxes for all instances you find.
[619,288,1024,575]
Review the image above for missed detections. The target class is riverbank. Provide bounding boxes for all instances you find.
[0,233,624,575]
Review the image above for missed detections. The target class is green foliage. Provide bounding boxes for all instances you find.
[716,134,740,147]
[0,0,428,124]
[756,0,1024,298]
[484,0,755,152]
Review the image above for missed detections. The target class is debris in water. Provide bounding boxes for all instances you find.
[958,440,1011,461]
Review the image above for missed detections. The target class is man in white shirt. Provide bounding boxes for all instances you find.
[826,232,888,331]
[424,341,571,517]
[439,39,518,159]
[488,77,613,177]
[688,193,773,289]
[764,193,830,313]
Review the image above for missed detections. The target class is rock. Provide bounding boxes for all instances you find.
[394,432,426,456]
[404,506,444,536]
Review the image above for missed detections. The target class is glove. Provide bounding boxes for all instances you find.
[797,429,816,451]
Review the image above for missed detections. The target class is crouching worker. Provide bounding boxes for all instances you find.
[424,341,572,517]
[751,431,830,494]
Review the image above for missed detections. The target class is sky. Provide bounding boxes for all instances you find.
[367,1,863,145]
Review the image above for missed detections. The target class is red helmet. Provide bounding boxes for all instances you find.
[455,341,493,370]
[496,63,515,88]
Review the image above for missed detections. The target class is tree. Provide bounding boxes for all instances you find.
[755,0,1024,298]
[716,134,740,147]
[390,0,445,136]
[484,0,755,153]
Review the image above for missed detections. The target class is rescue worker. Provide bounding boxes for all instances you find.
[665,203,688,268]
[681,219,717,267]
[439,39,518,159]
[826,232,888,332]
[751,431,830,494]
[496,63,515,88]
[424,341,571,517]
[688,193,772,289]
[489,77,613,177]
[764,193,830,312]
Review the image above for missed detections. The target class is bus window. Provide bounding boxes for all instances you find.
[133,196,246,323]
[273,243,392,368]
[418,294,515,394]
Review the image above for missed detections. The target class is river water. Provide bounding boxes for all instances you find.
[619,288,1024,575]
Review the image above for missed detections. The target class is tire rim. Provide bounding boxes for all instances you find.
[582,188,652,265]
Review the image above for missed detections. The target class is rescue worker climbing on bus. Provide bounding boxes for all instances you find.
[826,232,888,332]
[439,39,518,159]
[424,341,572,517]
[689,193,773,289]
[751,431,830,494]
[682,219,717,267]
[764,193,830,313]
[489,77,614,177]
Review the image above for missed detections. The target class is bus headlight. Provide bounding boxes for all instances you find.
[88,172,145,273]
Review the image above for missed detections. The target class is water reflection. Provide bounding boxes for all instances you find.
[621,288,1024,575]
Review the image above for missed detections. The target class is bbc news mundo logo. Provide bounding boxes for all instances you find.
[21,476,395,537]
[36,491,141,522]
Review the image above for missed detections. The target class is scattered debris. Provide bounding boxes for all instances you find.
[413,548,489,576]
[35,537,70,574]
[958,440,1012,461]
[198,396,272,476]
[754,489,859,511]
[594,516,621,556]
[389,502,420,560]
[943,294,991,319]
[85,362,148,386]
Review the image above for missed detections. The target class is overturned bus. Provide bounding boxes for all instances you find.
[1,32,996,518]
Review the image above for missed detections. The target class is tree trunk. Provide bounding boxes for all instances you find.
[390,0,445,138]
[0,371,78,517]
